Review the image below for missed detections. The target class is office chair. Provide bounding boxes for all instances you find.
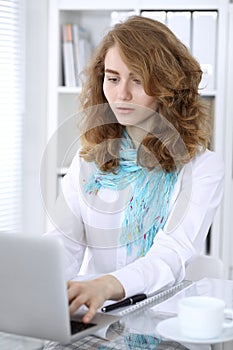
[185,254,225,281]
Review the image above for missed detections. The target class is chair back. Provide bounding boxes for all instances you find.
[185,254,224,281]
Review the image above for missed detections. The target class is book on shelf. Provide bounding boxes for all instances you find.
[192,11,217,91]
[72,24,92,87]
[141,11,167,24]
[62,24,76,87]
[61,23,92,88]
[110,11,136,26]
[142,11,191,49]
[166,11,191,49]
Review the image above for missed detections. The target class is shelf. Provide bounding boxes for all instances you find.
[59,0,138,11]
[58,86,82,94]
[59,0,222,11]
[57,167,69,176]
[58,86,216,97]
[200,90,216,97]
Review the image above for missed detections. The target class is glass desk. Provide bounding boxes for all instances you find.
[41,309,233,350]
[1,278,233,350]
[1,310,232,350]
[0,331,44,350]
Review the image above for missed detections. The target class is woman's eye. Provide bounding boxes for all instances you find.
[106,76,119,83]
[133,78,142,85]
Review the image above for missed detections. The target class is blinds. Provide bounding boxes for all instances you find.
[0,0,24,233]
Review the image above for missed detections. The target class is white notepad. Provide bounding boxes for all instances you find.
[108,280,192,316]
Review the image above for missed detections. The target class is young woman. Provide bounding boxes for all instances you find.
[47,16,224,323]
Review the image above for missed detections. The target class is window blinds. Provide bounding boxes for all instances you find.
[0,0,24,233]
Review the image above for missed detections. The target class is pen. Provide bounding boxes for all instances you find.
[101,293,147,313]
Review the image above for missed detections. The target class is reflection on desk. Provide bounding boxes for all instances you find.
[0,331,45,350]
[1,278,233,350]
[42,313,190,350]
[41,278,233,350]
[42,310,212,350]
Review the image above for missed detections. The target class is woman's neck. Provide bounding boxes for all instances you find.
[125,126,145,148]
[125,111,156,148]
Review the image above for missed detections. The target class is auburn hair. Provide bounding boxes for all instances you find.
[78,15,211,172]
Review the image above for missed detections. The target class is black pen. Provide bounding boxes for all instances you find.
[101,293,147,313]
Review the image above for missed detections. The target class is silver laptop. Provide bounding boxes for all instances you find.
[0,233,119,344]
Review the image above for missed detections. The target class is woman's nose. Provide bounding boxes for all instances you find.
[118,82,132,101]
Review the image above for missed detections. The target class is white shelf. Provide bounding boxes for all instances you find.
[57,86,216,97]
[59,0,223,11]
[59,0,138,11]
[57,167,69,176]
[200,90,216,97]
[58,86,82,94]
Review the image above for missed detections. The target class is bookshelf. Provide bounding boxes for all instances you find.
[46,0,229,270]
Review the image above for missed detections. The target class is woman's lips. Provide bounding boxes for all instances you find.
[115,107,135,114]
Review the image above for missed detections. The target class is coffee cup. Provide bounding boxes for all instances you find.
[178,296,233,339]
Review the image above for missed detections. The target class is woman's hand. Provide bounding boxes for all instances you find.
[67,274,125,323]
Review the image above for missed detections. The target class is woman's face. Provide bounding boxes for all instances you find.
[103,45,157,129]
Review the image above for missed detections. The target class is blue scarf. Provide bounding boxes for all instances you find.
[84,131,178,257]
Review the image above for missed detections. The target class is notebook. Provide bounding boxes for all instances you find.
[0,233,119,345]
[106,280,192,316]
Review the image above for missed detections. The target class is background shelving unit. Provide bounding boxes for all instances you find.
[47,0,230,276]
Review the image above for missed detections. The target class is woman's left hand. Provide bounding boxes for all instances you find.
[67,274,125,323]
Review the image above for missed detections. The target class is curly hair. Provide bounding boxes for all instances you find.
[79,15,211,172]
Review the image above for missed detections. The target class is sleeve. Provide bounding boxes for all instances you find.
[44,153,86,280]
[110,150,224,297]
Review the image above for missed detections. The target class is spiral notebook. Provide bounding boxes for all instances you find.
[108,280,193,317]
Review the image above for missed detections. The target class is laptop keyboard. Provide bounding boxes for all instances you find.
[70,320,97,335]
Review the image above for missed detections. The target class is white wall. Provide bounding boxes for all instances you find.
[223,3,233,279]
[22,0,48,235]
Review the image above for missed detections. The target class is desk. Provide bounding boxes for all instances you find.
[1,317,232,350]
[41,308,233,350]
[0,331,44,350]
[1,278,233,350]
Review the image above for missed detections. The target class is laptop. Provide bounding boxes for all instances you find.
[0,233,120,344]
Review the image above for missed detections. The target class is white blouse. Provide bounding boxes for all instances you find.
[47,149,224,298]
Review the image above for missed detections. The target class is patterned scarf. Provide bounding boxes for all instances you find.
[84,130,178,257]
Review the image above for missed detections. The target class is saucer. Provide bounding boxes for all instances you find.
[156,317,233,344]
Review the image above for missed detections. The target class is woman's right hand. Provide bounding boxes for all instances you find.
[67,274,125,323]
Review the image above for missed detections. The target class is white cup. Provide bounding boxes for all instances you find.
[178,296,233,339]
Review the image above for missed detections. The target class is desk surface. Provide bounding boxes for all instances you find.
[1,278,233,350]
[0,331,44,350]
[1,316,232,350]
